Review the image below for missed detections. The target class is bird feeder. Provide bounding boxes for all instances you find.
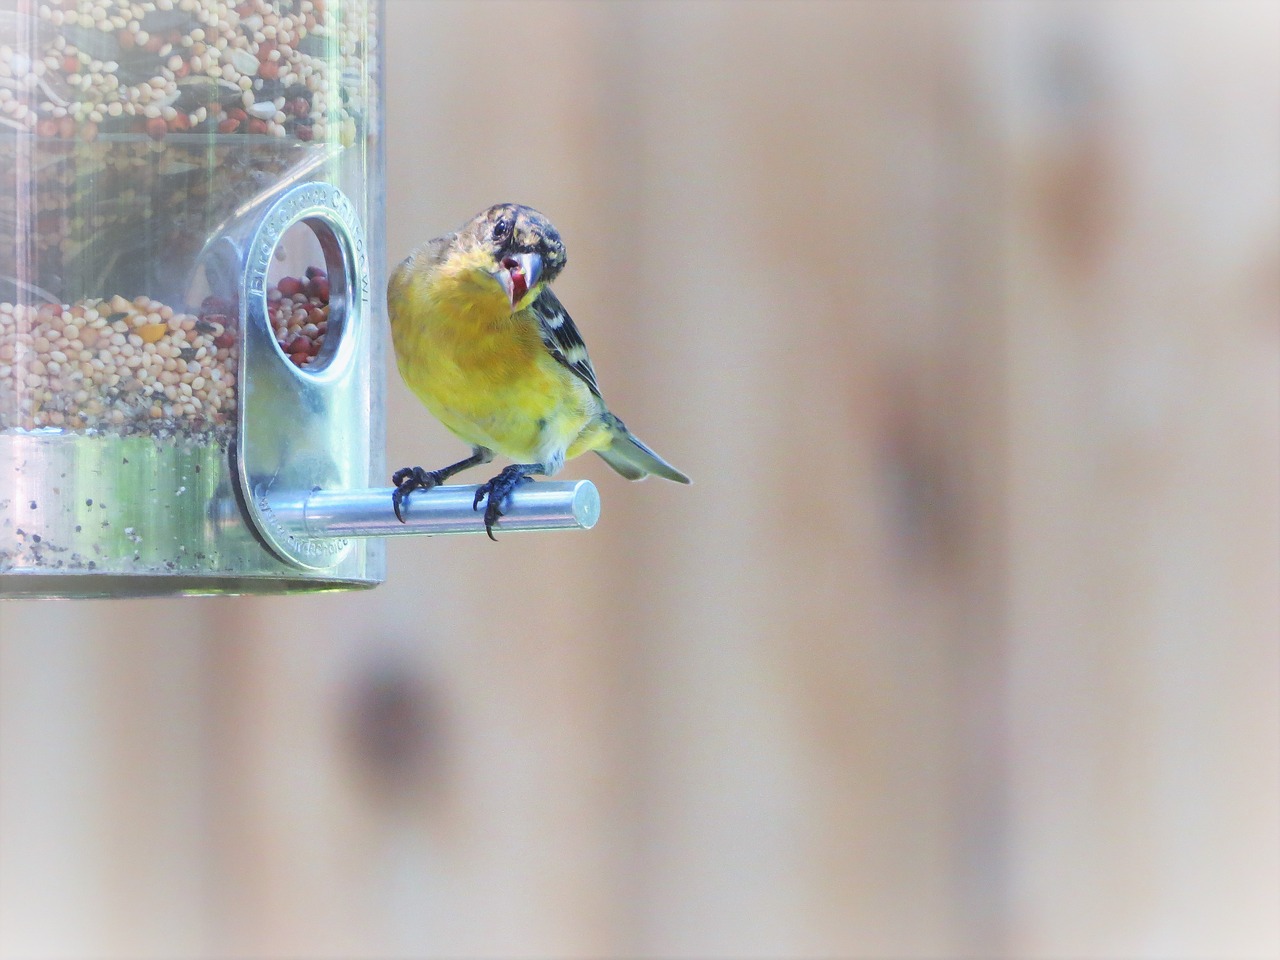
[1,1,597,600]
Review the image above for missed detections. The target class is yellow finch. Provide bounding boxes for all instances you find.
[388,203,690,538]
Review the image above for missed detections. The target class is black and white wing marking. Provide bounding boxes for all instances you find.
[530,287,602,399]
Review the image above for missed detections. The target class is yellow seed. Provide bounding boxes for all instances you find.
[137,323,167,344]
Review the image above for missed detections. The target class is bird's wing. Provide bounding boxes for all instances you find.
[529,287,602,399]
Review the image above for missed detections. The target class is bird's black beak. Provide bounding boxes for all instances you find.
[494,252,543,310]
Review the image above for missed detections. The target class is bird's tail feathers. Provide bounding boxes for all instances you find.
[596,414,691,484]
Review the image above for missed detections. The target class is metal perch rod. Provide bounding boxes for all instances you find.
[268,480,601,538]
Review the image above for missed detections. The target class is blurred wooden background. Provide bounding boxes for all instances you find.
[2,1,1278,957]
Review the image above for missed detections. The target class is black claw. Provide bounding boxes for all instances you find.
[484,497,503,541]
[472,465,535,540]
[390,466,442,522]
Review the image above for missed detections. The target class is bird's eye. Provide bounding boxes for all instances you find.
[493,219,511,242]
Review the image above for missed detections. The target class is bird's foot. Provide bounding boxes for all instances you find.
[391,466,445,522]
[472,465,535,540]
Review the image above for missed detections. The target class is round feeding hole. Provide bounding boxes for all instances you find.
[266,216,348,372]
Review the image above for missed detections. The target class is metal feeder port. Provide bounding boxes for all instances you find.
[1,1,597,600]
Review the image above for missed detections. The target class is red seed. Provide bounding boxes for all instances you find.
[258,60,279,81]
[213,333,236,349]
[36,118,59,138]
[169,113,190,132]
[277,276,303,297]
[58,116,75,138]
[146,117,168,140]
[62,55,79,73]
[285,335,312,355]
[295,125,313,142]
[80,121,98,142]
[226,107,247,123]
[309,276,329,301]
[246,118,268,135]
[217,118,240,134]
[285,97,309,117]
[290,352,309,366]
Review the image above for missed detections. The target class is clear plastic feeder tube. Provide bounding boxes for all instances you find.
[1,0,387,597]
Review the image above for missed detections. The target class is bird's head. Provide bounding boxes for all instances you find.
[463,203,567,311]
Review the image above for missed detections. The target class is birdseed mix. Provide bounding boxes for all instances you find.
[0,136,310,307]
[0,270,332,439]
[0,294,240,441]
[1,0,369,445]
[2,0,374,144]
[269,266,330,366]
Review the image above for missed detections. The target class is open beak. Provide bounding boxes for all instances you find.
[494,252,543,310]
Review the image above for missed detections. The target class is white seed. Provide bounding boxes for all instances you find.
[228,48,259,77]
